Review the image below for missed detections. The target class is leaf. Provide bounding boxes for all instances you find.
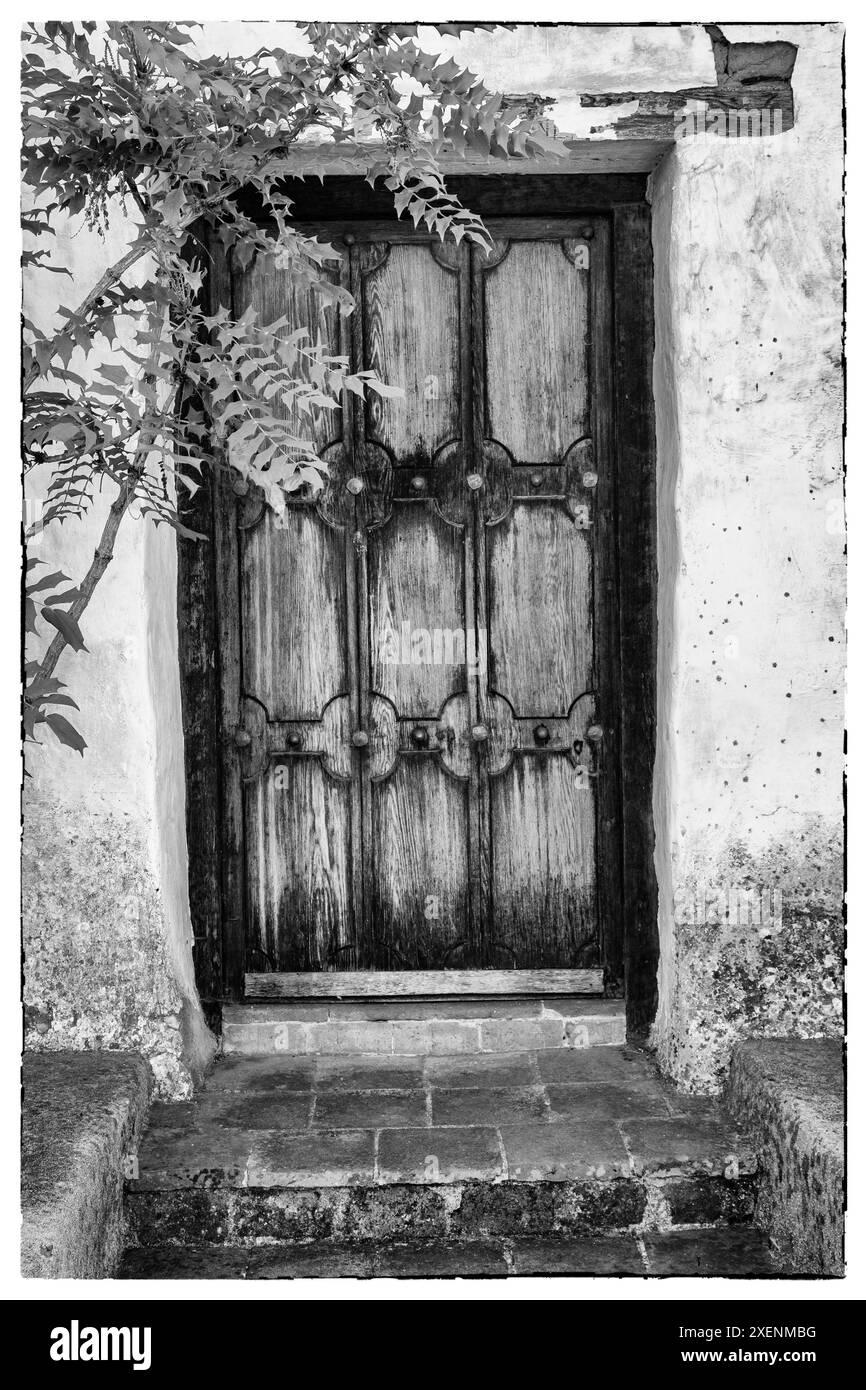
[41,693,80,710]
[45,712,87,755]
[365,379,405,399]
[162,186,187,228]
[41,588,81,606]
[26,570,70,594]
[41,607,87,652]
[24,674,65,697]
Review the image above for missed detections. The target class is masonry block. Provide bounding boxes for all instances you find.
[726,1038,843,1276]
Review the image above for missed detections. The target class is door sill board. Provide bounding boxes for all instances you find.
[245,968,604,1000]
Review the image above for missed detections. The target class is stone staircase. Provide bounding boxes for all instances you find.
[120,1014,778,1278]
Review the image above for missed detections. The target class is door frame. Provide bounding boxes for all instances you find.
[177,173,658,1041]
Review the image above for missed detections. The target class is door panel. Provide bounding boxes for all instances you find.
[368,504,467,717]
[361,242,461,462]
[483,238,590,462]
[370,756,471,967]
[490,750,597,966]
[240,506,349,721]
[218,218,619,980]
[245,754,355,972]
[486,502,593,717]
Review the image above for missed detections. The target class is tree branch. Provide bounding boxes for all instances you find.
[23,240,149,393]
[31,308,167,681]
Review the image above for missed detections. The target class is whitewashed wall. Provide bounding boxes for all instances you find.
[23,219,216,1098]
[650,24,844,1089]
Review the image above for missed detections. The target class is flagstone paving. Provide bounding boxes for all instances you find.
[131,1044,756,1189]
[122,1044,780,1279]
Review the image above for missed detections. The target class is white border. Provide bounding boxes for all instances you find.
[1,1,859,1304]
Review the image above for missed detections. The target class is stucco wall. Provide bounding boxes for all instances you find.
[23,217,216,1098]
[649,23,845,1091]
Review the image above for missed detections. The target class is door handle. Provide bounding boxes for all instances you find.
[471,724,489,742]
[351,730,369,748]
[233,729,252,748]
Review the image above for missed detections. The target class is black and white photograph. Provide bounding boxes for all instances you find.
[6,2,859,1333]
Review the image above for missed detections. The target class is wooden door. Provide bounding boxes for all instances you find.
[214,217,621,984]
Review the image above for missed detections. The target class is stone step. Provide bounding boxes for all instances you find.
[124,1045,759,1257]
[221,996,625,1057]
[726,1038,843,1277]
[127,1172,757,1249]
[120,1227,777,1280]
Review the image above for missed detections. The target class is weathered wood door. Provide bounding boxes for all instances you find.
[215,216,622,982]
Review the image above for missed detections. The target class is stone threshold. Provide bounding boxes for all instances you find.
[222,996,625,1057]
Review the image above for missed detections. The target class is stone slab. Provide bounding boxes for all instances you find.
[501,1121,630,1181]
[535,1045,659,1084]
[248,1130,376,1187]
[726,1038,844,1276]
[196,1092,313,1132]
[377,1126,503,1183]
[22,1051,151,1278]
[120,1227,781,1280]
[315,1056,426,1090]
[120,1245,251,1279]
[313,1088,427,1130]
[511,1234,645,1275]
[423,1054,537,1089]
[663,1174,757,1227]
[247,1243,373,1279]
[431,1085,548,1126]
[373,1239,508,1278]
[131,1128,253,1190]
[546,1082,671,1120]
[643,1227,777,1278]
[621,1117,758,1178]
[204,1056,316,1092]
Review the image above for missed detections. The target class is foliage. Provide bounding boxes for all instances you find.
[22,20,566,753]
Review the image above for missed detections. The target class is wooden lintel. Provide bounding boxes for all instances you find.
[246,969,605,999]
